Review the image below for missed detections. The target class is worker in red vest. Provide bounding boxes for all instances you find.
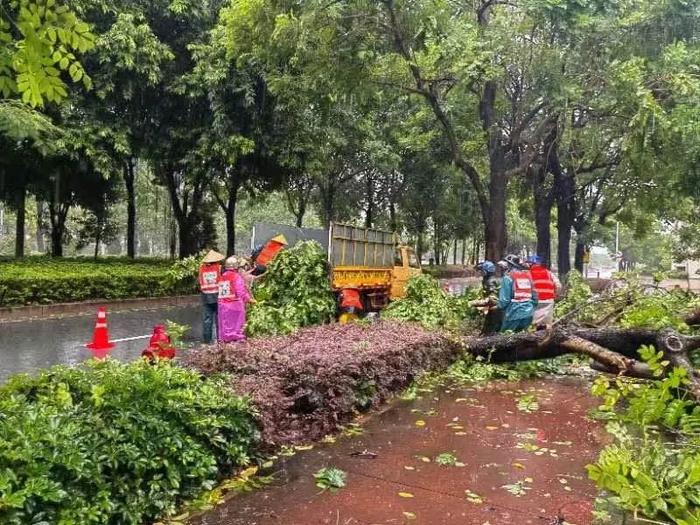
[252,235,288,275]
[496,255,538,332]
[338,288,364,324]
[199,250,225,343]
[526,255,562,329]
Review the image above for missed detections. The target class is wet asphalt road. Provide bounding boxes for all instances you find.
[0,306,202,382]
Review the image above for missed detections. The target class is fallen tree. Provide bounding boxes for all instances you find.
[464,326,700,399]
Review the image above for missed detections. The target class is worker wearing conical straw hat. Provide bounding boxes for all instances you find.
[199,249,225,344]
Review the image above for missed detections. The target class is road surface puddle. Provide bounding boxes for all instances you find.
[191,377,607,525]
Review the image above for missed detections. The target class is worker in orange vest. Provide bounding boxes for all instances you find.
[252,234,288,275]
[199,250,225,343]
[525,255,562,329]
[496,255,538,332]
[338,288,364,323]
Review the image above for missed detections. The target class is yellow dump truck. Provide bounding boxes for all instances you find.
[251,222,421,314]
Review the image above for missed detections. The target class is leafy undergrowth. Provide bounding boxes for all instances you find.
[588,347,700,525]
[246,241,336,337]
[556,271,700,331]
[0,360,258,524]
[383,274,480,330]
[186,321,463,446]
[0,256,196,306]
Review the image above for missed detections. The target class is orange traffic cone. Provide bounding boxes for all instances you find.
[86,307,115,358]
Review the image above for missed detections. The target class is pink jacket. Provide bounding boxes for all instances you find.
[217,270,252,304]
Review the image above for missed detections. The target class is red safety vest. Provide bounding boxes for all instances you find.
[217,271,239,303]
[255,238,285,267]
[511,271,534,303]
[340,289,364,311]
[530,265,556,301]
[199,263,220,294]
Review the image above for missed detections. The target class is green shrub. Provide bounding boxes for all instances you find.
[0,257,197,306]
[0,360,259,524]
[383,274,479,330]
[588,348,700,524]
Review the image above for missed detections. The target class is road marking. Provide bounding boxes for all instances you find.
[109,335,151,343]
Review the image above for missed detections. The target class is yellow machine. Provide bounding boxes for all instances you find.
[329,224,422,311]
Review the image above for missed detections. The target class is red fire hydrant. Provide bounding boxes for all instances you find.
[142,325,176,362]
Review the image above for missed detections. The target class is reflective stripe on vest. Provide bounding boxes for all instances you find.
[217,272,238,302]
[530,266,555,301]
[199,264,220,294]
[511,271,533,303]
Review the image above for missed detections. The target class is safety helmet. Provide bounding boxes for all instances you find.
[504,254,522,267]
[224,256,240,269]
[496,260,510,271]
[526,254,543,265]
[476,260,496,274]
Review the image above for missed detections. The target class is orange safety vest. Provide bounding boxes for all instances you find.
[511,271,534,303]
[529,265,556,301]
[340,289,364,311]
[199,263,221,294]
[217,271,238,302]
[255,237,286,267]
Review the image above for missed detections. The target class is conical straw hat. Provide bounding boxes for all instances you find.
[271,234,288,245]
[202,250,225,264]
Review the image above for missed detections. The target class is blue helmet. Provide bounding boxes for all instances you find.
[476,260,496,274]
[526,255,544,265]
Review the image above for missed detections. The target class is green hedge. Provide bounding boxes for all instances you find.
[0,257,197,307]
[0,360,259,524]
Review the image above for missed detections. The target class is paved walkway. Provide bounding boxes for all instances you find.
[192,378,607,525]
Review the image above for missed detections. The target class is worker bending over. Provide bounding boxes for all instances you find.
[472,260,502,335]
[496,255,538,333]
[525,255,562,329]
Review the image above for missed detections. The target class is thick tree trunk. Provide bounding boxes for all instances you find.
[365,173,374,229]
[124,158,137,258]
[14,185,25,258]
[453,239,458,265]
[225,189,238,256]
[463,327,700,400]
[35,199,47,253]
[94,230,101,260]
[485,169,507,262]
[461,238,466,265]
[574,238,586,274]
[532,166,553,266]
[416,232,424,263]
[389,202,397,232]
[295,202,305,228]
[178,221,198,259]
[555,171,575,276]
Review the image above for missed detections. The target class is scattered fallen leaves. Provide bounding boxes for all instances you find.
[501,479,532,497]
[314,467,347,492]
[516,394,540,413]
[398,492,415,498]
[415,420,426,427]
[403,511,417,520]
[464,489,484,504]
[435,452,458,466]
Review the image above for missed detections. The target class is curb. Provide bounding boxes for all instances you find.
[0,295,200,324]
